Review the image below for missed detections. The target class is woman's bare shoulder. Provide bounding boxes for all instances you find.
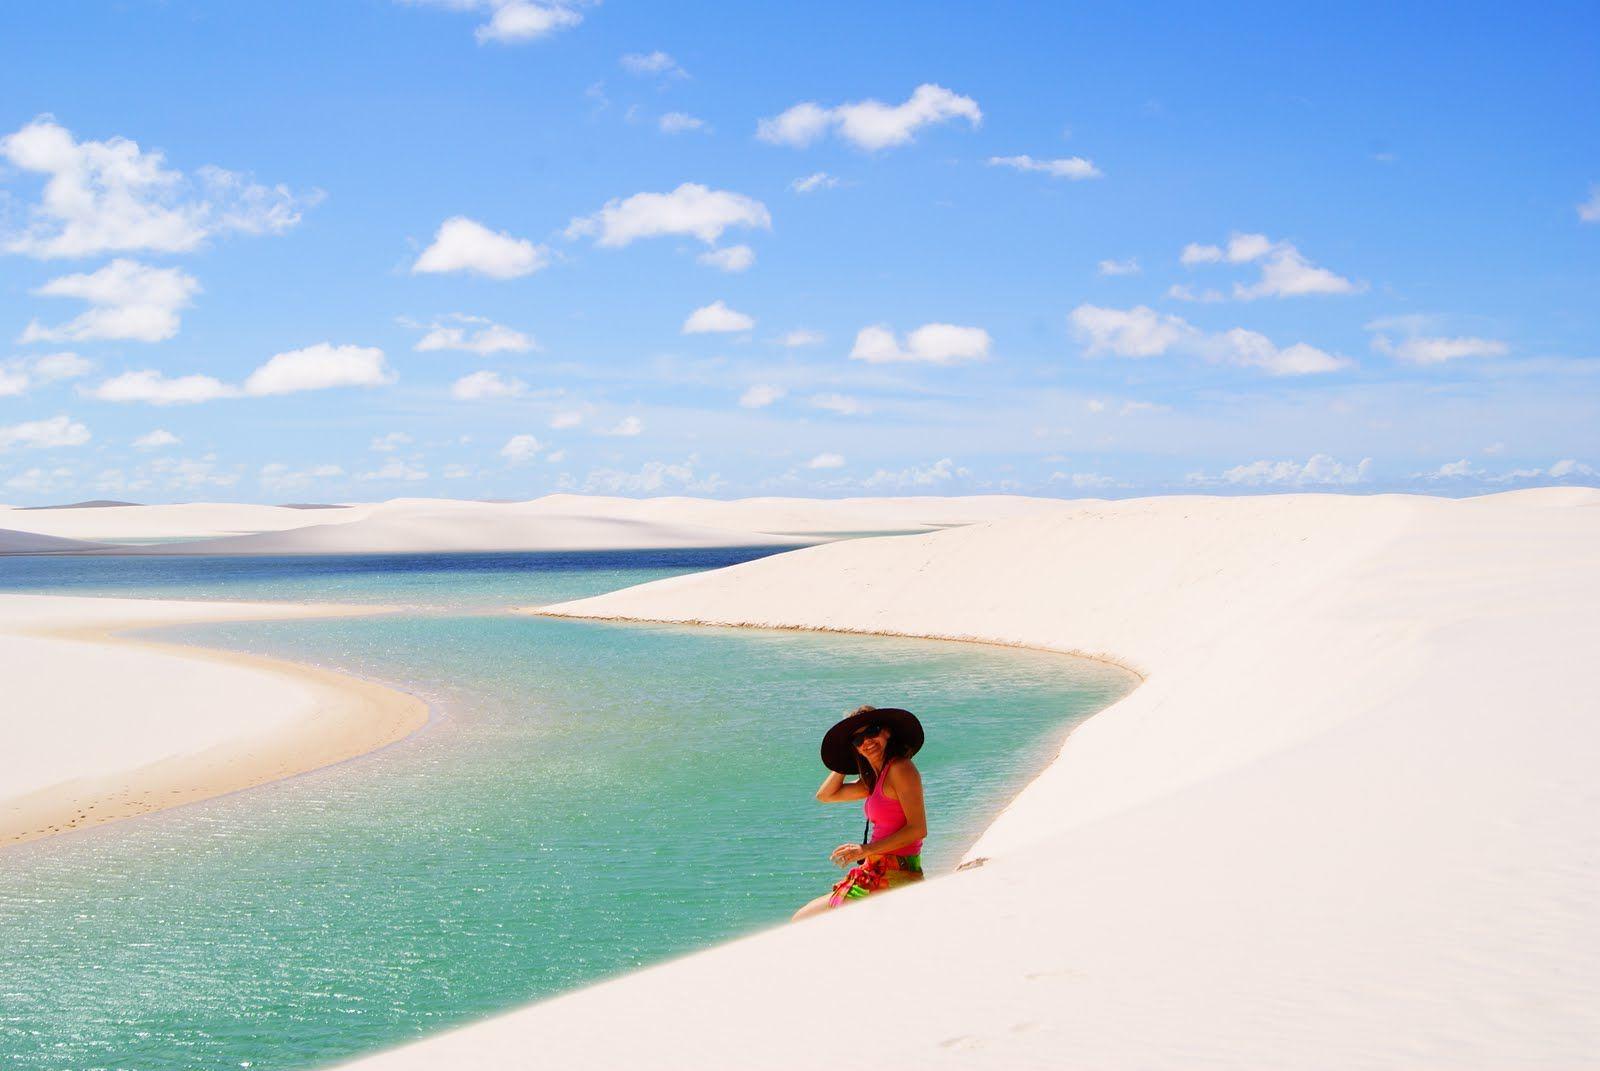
[884,757,922,794]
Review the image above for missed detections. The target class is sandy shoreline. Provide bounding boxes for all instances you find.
[0,595,428,846]
[341,489,1600,1069]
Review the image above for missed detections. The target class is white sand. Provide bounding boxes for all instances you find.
[0,594,426,844]
[0,527,113,554]
[338,489,1600,1069]
[520,493,1078,534]
[0,501,376,542]
[119,502,815,554]
[1,495,1079,553]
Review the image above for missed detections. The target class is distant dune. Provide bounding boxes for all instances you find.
[114,505,815,555]
[0,495,1081,551]
[0,528,115,555]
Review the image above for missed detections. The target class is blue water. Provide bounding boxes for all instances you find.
[0,549,1135,1069]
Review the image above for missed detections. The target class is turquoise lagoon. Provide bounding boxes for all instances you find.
[0,548,1135,1069]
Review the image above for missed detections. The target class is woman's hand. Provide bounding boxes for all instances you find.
[830,843,867,868]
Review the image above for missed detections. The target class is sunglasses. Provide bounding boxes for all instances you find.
[850,723,884,745]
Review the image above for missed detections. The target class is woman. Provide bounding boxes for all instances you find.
[791,705,927,921]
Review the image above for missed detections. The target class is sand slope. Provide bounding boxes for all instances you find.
[520,493,1079,533]
[117,502,816,555]
[0,495,1082,553]
[0,501,374,542]
[344,489,1600,1069]
[0,594,426,845]
[0,527,116,554]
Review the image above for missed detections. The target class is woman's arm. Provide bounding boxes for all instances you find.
[815,770,870,803]
[862,761,926,856]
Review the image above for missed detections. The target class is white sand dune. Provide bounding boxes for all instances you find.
[0,594,426,845]
[342,489,1600,1069]
[117,502,818,555]
[0,501,375,542]
[0,527,115,554]
[0,495,1078,556]
[519,493,1079,534]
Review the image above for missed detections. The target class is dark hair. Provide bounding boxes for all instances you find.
[849,705,909,790]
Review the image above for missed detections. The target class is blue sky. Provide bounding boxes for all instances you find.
[1,0,1596,504]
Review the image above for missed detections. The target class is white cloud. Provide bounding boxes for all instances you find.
[21,259,200,343]
[133,428,179,450]
[148,454,239,490]
[1198,454,1373,487]
[1579,185,1600,223]
[659,112,708,134]
[1166,283,1225,303]
[778,329,824,347]
[29,352,93,381]
[1069,304,1351,376]
[1415,457,1599,484]
[739,384,784,408]
[567,183,770,248]
[0,351,92,396]
[5,466,75,492]
[480,2,581,43]
[861,457,964,489]
[87,369,236,405]
[93,349,389,406]
[1180,242,1224,266]
[407,1,586,45]
[1423,459,1478,479]
[1549,459,1598,479]
[1069,304,1190,358]
[806,452,845,469]
[1050,471,1118,489]
[1118,400,1169,416]
[790,172,841,194]
[259,462,344,492]
[683,300,755,334]
[849,322,990,365]
[1198,329,1351,375]
[599,415,643,436]
[550,410,583,428]
[370,431,412,452]
[413,313,536,354]
[412,216,548,279]
[359,458,428,482]
[0,116,312,258]
[621,51,686,78]
[451,369,526,399]
[810,393,868,416]
[544,449,566,464]
[244,343,393,396]
[0,414,91,450]
[1098,257,1139,276]
[697,244,755,273]
[758,84,981,151]
[987,155,1102,180]
[1368,325,1508,365]
[1181,232,1361,300]
[442,463,475,479]
[579,457,723,494]
[501,433,541,462]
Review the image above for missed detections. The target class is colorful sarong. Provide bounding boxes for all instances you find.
[829,853,923,906]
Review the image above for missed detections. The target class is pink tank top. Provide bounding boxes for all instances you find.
[865,759,923,856]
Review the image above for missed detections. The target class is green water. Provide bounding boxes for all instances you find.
[0,551,1135,1069]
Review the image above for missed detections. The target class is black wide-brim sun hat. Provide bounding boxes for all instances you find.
[820,707,924,774]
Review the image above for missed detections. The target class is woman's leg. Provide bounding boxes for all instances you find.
[790,893,835,921]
